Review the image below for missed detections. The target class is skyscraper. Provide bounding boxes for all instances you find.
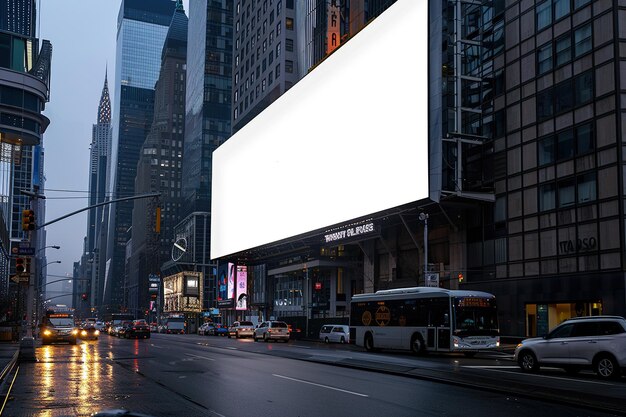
[129,1,188,317]
[0,0,51,321]
[231,0,300,134]
[104,0,175,314]
[182,0,233,214]
[81,71,111,314]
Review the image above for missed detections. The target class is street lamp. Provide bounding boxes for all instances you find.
[38,245,60,254]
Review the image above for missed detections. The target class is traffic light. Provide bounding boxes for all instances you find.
[21,209,35,231]
[82,293,88,301]
[458,273,464,284]
[15,258,25,273]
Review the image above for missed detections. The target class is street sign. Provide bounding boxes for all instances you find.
[425,273,439,287]
[16,247,35,256]
[11,273,29,283]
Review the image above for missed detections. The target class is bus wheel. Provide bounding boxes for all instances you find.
[364,333,375,352]
[410,334,425,355]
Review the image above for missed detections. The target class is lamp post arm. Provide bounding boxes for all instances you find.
[38,193,160,229]
[41,277,90,288]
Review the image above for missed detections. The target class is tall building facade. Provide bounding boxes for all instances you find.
[83,72,112,313]
[231,0,300,133]
[460,0,626,336]
[0,0,51,322]
[104,0,175,314]
[167,0,233,311]
[182,0,233,214]
[129,2,188,317]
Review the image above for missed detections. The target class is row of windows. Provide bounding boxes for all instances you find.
[539,172,596,211]
[538,122,593,165]
[537,70,593,120]
[0,85,41,112]
[537,22,592,75]
[536,0,592,31]
[234,63,284,120]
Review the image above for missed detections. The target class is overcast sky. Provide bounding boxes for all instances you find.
[38,0,189,304]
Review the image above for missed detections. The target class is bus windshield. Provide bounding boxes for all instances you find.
[48,318,74,327]
[454,297,498,336]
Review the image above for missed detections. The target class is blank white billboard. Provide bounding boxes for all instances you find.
[211,0,429,260]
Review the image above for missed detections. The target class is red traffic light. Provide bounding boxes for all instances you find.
[314,282,322,290]
[82,293,88,301]
[15,258,25,273]
[458,273,464,283]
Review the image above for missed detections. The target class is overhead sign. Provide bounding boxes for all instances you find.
[324,222,375,244]
[236,265,247,311]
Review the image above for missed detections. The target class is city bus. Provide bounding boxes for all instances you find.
[350,287,500,356]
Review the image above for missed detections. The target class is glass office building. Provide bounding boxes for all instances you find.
[104,0,175,314]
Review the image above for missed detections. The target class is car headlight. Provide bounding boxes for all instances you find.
[516,343,523,348]
[72,329,79,335]
[94,330,99,335]
[43,330,51,336]
[81,330,87,336]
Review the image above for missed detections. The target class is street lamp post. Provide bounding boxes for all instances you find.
[37,261,61,326]
[419,213,429,284]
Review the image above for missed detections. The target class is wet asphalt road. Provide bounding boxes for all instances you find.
[1,333,621,417]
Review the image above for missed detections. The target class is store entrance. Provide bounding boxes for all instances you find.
[525,301,602,337]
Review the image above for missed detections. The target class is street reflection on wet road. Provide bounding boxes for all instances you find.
[2,339,206,417]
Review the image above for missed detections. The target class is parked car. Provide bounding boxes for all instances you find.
[123,320,151,339]
[198,323,214,336]
[319,324,350,344]
[253,321,290,342]
[515,316,626,379]
[79,324,100,340]
[228,321,255,339]
[94,321,105,331]
[212,323,229,336]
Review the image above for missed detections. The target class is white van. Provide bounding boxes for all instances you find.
[319,324,350,344]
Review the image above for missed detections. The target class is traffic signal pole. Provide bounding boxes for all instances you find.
[18,191,160,362]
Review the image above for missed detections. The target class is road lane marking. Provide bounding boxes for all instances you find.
[209,410,227,417]
[272,374,369,397]
[185,353,215,361]
[226,347,238,350]
[150,344,165,349]
[477,368,616,385]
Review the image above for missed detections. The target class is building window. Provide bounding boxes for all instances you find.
[270,10,275,24]
[557,129,574,160]
[286,38,293,51]
[554,81,573,113]
[574,23,592,57]
[540,183,556,211]
[537,42,552,75]
[538,136,555,165]
[234,108,238,120]
[574,0,591,8]
[277,22,282,36]
[275,63,281,78]
[277,1,282,15]
[576,123,593,154]
[285,60,293,73]
[536,0,552,31]
[287,0,294,8]
[269,70,274,85]
[574,71,593,105]
[558,179,576,208]
[553,0,570,20]
[555,35,571,67]
[577,172,596,203]
[537,89,553,119]
[286,17,294,30]
[276,42,281,57]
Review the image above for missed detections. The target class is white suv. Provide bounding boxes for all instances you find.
[515,316,626,379]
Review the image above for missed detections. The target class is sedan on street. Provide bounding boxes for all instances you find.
[254,321,290,342]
